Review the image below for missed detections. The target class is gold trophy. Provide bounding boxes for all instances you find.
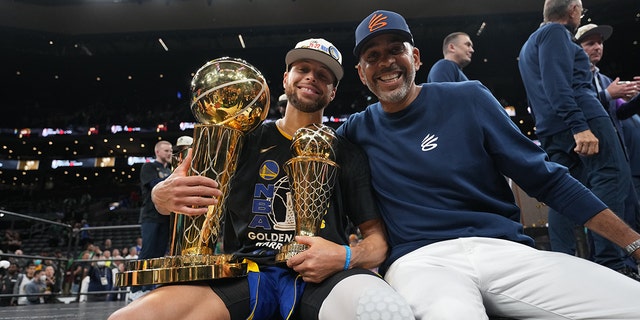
[275,124,340,262]
[117,57,270,286]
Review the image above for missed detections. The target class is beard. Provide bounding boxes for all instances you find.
[364,62,416,105]
[284,87,329,114]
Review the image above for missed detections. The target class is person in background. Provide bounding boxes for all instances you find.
[340,8,640,319]
[86,254,114,302]
[427,32,473,82]
[571,23,640,278]
[109,37,413,320]
[131,141,172,301]
[103,238,113,252]
[134,237,143,254]
[519,0,637,278]
[172,136,193,169]
[276,93,288,117]
[43,265,61,303]
[0,261,19,306]
[12,262,35,305]
[25,269,50,305]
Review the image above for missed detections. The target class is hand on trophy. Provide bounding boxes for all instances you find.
[285,235,348,283]
[152,148,222,216]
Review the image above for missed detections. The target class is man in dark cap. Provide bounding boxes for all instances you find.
[339,7,640,319]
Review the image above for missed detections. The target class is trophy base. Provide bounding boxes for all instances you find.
[275,242,309,263]
[116,254,247,287]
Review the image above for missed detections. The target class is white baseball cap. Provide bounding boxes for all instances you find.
[176,136,193,147]
[575,24,613,43]
[285,38,343,81]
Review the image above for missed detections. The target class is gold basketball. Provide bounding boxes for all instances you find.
[190,57,270,132]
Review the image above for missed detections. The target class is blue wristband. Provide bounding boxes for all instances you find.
[343,245,351,271]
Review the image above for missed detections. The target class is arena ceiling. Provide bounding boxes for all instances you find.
[0,0,638,196]
[0,0,631,57]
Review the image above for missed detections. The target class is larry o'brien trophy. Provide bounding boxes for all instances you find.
[116,57,270,287]
[275,124,340,262]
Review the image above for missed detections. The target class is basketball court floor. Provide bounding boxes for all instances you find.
[0,300,125,320]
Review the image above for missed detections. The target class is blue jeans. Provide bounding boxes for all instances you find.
[539,117,632,271]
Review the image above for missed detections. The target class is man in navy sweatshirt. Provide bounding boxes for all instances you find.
[519,0,635,278]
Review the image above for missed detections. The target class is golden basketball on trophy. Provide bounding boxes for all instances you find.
[275,123,340,262]
[117,57,270,287]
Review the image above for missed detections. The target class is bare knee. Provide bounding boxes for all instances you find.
[108,284,229,320]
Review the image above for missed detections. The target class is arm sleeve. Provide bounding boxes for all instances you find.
[336,137,380,226]
[25,284,38,302]
[538,26,589,134]
[615,95,640,120]
[473,84,606,224]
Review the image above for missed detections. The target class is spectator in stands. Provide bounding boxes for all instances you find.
[43,265,60,303]
[78,243,96,260]
[87,254,114,302]
[12,249,29,271]
[103,238,113,251]
[111,255,126,301]
[0,261,19,306]
[102,249,113,268]
[12,262,35,305]
[2,229,22,252]
[69,251,91,295]
[25,269,50,304]
[125,246,138,260]
[72,221,82,244]
[134,237,142,254]
[79,219,93,247]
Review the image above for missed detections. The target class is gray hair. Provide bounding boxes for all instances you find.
[543,0,577,22]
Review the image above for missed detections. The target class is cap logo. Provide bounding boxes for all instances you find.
[368,13,388,33]
[301,40,341,62]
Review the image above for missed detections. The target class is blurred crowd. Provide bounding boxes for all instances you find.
[0,231,142,306]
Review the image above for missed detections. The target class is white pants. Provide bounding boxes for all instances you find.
[385,237,640,319]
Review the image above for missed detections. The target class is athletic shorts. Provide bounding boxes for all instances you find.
[209,265,377,320]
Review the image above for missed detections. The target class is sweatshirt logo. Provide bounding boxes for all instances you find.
[421,134,438,151]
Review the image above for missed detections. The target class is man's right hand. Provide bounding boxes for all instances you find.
[573,129,599,156]
[152,148,222,216]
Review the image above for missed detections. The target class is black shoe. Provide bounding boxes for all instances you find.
[616,267,640,282]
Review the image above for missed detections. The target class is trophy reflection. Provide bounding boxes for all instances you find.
[275,124,340,262]
[117,57,270,287]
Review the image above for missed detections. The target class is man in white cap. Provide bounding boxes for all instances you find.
[575,24,640,278]
[575,24,639,105]
[109,38,413,320]
[172,135,193,169]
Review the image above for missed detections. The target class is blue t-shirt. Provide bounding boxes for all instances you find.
[427,59,469,82]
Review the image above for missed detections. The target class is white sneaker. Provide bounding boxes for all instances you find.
[126,290,149,304]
